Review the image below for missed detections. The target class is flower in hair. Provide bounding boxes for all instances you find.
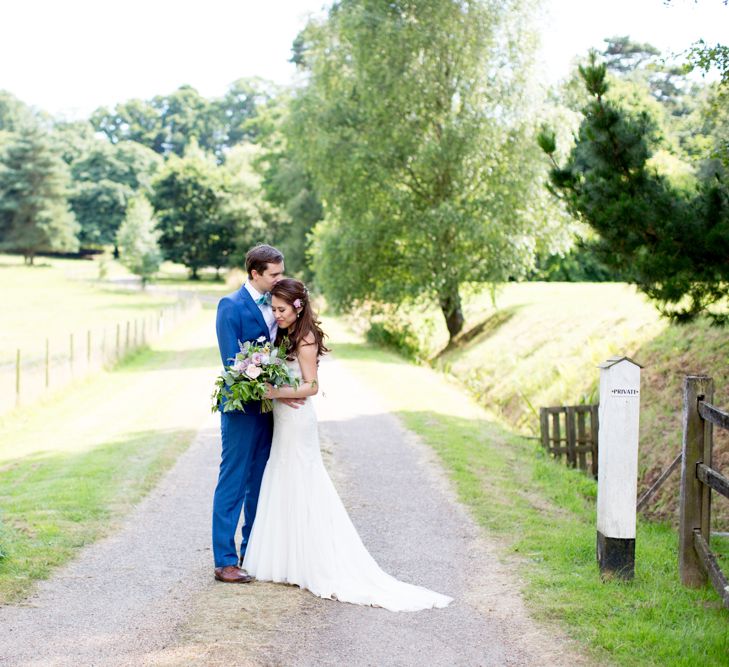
[293,298,303,308]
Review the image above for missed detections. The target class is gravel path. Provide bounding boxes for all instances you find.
[0,355,588,666]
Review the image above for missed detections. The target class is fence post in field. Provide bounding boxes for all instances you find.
[678,375,713,588]
[125,321,130,350]
[596,356,642,580]
[15,349,21,406]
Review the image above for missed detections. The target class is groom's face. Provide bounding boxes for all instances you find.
[252,261,284,293]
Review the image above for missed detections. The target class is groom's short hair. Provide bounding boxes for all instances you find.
[246,244,284,277]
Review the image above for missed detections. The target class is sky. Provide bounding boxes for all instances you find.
[1,0,727,119]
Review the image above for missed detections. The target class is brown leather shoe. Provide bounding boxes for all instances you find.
[214,565,253,584]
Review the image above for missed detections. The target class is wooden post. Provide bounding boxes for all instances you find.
[679,375,713,588]
[540,408,549,451]
[566,406,577,467]
[590,404,599,478]
[596,356,642,580]
[126,321,130,350]
[577,410,587,471]
[134,319,138,347]
[45,338,50,388]
[15,349,20,406]
[552,411,562,461]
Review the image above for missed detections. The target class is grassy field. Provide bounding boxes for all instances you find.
[0,254,181,365]
[325,317,729,666]
[0,305,220,602]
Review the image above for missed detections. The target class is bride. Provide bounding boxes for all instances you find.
[243,278,452,612]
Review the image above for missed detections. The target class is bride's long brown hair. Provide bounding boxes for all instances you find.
[271,279,329,360]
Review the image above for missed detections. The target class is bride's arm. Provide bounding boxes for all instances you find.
[266,333,319,399]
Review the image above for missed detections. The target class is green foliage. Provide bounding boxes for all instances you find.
[529,240,617,282]
[255,98,323,280]
[0,91,34,134]
[211,338,297,414]
[116,195,162,286]
[291,0,567,340]
[151,142,236,278]
[365,321,422,361]
[91,79,275,160]
[0,123,79,263]
[540,53,729,324]
[60,126,162,248]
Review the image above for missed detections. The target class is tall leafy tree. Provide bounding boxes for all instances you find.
[66,137,161,248]
[151,142,235,278]
[0,123,79,264]
[290,0,562,340]
[539,54,729,323]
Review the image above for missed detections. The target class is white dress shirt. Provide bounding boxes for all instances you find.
[244,282,278,341]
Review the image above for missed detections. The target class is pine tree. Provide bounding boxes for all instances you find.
[116,195,162,287]
[0,124,79,264]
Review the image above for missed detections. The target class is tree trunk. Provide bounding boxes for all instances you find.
[438,282,464,341]
[190,267,200,280]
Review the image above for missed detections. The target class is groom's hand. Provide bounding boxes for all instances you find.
[278,397,306,409]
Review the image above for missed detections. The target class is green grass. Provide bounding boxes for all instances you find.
[0,254,181,365]
[326,318,729,666]
[0,305,220,602]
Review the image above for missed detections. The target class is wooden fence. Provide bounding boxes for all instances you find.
[1,295,200,416]
[539,405,599,476]
[679,375,729,610]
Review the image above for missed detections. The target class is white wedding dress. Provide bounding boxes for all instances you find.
[243,358,452,612]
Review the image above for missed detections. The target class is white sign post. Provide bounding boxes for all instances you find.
[596,356,642,580]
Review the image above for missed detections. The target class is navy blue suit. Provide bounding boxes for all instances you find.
[212,285,274,567]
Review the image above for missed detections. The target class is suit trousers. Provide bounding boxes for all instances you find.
[212,410,273,567]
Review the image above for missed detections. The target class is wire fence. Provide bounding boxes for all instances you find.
[0,295,201,416]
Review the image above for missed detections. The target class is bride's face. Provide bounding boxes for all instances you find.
[272,295,298,330]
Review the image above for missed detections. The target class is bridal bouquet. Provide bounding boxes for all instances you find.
[212,336,299,414]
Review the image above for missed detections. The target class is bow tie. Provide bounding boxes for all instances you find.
[255,293,271,306]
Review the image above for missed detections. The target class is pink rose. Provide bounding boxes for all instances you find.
[251,352,264,365]
[245,364,262,379]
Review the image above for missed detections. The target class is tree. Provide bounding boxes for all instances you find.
[539,53,729,323]
[91,80,274,161]
[290,0,563,340]
[151,142,235,278]
[116,195,162,287]
[65,137,161,248]
[0,123,79,264]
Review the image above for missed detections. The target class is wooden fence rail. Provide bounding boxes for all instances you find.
[2,295,200,416]
[539,404,599,476]
[678,375,729,610]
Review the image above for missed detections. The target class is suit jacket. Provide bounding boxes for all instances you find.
[215,286,271,416]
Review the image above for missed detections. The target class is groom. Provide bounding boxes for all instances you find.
[212,243,301,583]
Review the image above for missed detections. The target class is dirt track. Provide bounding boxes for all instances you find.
[0,355,589,666]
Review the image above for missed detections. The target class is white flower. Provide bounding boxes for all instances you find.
[245,364,262,379]
[256,335,266,343]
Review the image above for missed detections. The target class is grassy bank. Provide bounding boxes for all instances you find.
[0,306,220,602]
[325,317,728,666]
[359,282,729,524]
